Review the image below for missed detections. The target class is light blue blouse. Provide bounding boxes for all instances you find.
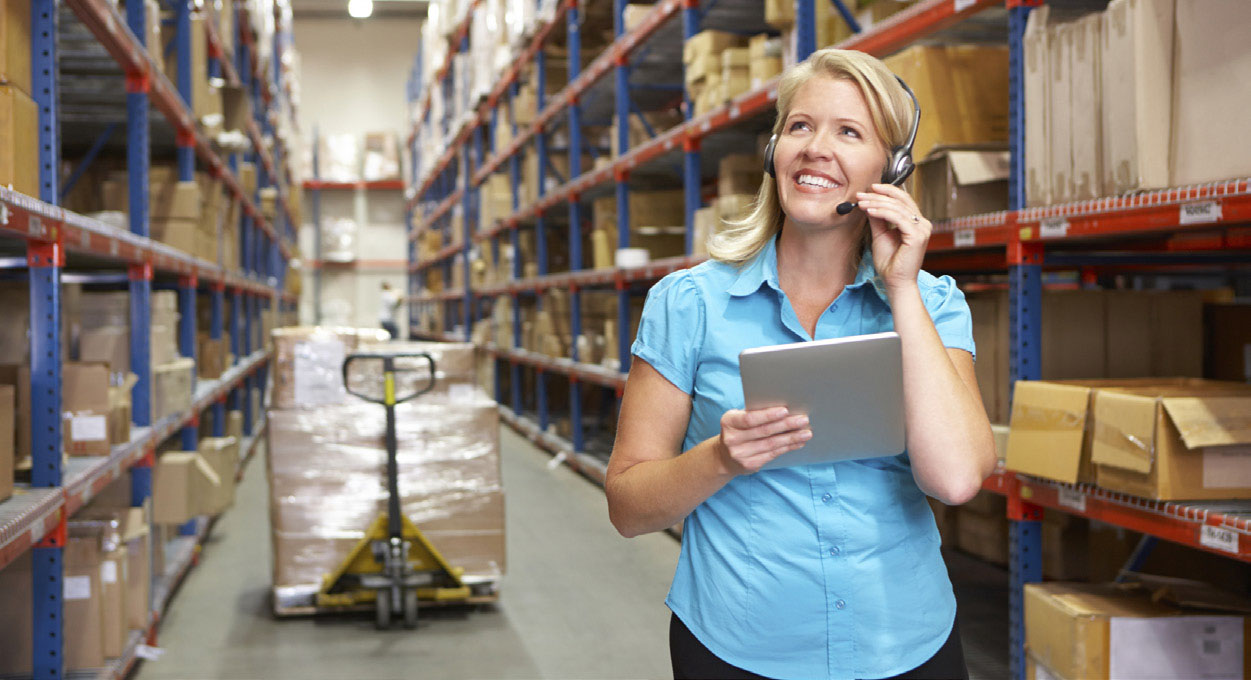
[631,235,976,679]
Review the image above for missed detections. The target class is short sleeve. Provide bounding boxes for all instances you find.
[923,275,976,361]
[630,270,705,394]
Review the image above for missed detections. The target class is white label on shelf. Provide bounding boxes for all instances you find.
[1057,487,1086,513]
[64,575,92,601]
[449,383,475,402]
[1202,445,1251,488]
[70,414,107,442]
[29,517,45,544]
[729,104,740,119]
[1180,200,1221,225]
[954,229,976,248]
[29,215,43,237]
[954,0,976,11]
[81,230,90,248]
[1200,525,1240,555]
[1039,217,1069,238]
[136,645,165,661]
[101,561,118,584]
[292,338,347,407]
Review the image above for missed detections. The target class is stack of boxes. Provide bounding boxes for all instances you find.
[1024,0,1251,207]
[265,330,505,612]
[0,0,36,196]
[0,478,151,674]
[590,191,687,268]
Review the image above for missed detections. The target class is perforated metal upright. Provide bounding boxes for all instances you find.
[211,281,227,434]
[613,0,631,369]
[509,81,523,414]
[1006,3,1043,678]
[566,3,585,452]
[29,0,65,673]
[681,0,700,252]
[534,47,549,431]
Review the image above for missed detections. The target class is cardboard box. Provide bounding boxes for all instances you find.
[64,536,105,670]
[1025,582,1249,680]
[1169,0,1251,187]
[63,362,112,457]
[0,83,38,197]
[152,451,221,524]
[227,409,244,440]
[915,146,1010,221]
[99,546,128,658]
[0,551,33,674]
[0,364,30,465]
[123,508,150,630]
[1099,0,1175,196]
[717,153,763,197]
[152,358,195,423]
[1068,12,1102,201]
[108,374,136,446]
[197,334,227,379]
[1,0,32,95]
[1205,304,1251,382]
[955,503,1008,565]
[1041,510,1089,581]
[882,45,1010,163]
[1047,22,1074,204]
[79,326,130,378]
[198,436,239,513]
[0,385,11,502]
[1092,382,1251,500]
[682,30,743,66]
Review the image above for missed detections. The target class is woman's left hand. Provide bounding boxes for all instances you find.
[857,184,931,296]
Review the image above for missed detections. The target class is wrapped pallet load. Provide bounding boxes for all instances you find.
[266,329,504,613]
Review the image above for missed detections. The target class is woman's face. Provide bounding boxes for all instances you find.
[773,75,887,232]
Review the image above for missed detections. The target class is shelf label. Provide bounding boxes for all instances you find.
[1200,525,1240,555]
[1039,217,1069,238]
[954,0,976,10]
[29,517,45,544]
[953,229,976,248]
[1180,200,1221,225]
[64,575,92,601]
[28,215,44,238]
[1058,487,1086,513]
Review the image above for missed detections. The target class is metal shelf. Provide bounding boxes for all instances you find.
[302,179,405,191]
[0,187,280,297]
[498,406,607,486]
[61,0,295,260]
[0,350,270,573]
[485,344,626,391]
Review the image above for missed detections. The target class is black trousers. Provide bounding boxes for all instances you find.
[670,613,968,680]
[381,320,399,340]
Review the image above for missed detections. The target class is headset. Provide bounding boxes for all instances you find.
[763,74,921,190]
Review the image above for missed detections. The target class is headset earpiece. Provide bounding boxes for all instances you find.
[764,134,778,178]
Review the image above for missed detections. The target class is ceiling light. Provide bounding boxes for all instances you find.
[348,0,372,18]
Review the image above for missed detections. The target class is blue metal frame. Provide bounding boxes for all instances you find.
[59,123,117,202]
[567,3,585,453]
[509,82,523,415]
[614,0,632,371]
[174,0,195,181]
[681,3,701,255]
[795,0,817,60]
[535,48,549,431]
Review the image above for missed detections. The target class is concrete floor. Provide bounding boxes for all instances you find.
[133,425,1008,680]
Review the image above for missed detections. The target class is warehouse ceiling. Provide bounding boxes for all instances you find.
[290,0,427,19]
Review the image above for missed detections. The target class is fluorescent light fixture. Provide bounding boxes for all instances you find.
[348,0,372,18]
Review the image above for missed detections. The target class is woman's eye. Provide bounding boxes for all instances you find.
[788,121,811,132]
[840,127,860,138]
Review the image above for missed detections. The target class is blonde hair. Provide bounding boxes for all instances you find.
[707,49,916,265]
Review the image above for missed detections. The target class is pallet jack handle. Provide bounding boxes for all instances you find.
[342,352,437,542]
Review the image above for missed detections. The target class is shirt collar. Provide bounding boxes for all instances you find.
[727,236,890,304]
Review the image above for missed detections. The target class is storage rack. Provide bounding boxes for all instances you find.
[405,1,1251,678]
[303,138,409,324]
[0,0,299,674]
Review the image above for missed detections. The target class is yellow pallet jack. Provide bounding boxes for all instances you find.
[316,352,472,629]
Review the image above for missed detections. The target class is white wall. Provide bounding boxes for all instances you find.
[293,17,423,136]
[294,16,420,332]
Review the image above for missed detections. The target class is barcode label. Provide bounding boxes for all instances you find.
[1179,200,1221,225]
[954,229,975,248]
[1058,487,1086,512]
[1200,525,1239,554]
[1040,217,1069,238]
[64,575,92,601]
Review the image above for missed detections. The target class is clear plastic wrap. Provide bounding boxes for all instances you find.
[266,391,504,605]
[320,217,357,263]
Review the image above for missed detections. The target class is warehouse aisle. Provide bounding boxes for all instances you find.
[133,425,679,680]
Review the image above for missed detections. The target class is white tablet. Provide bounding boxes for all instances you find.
[739,331,905,469]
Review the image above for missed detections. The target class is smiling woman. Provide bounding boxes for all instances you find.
[605,47,997,680]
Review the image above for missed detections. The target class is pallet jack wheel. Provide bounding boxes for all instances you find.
[375,589,392,630]
[403,589,419,629]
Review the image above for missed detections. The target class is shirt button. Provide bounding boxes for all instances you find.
[829,546,840,557]
[821,493,832,503]
[836,599,846,610]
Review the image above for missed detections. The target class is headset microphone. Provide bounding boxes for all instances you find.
[836,202,856,215]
